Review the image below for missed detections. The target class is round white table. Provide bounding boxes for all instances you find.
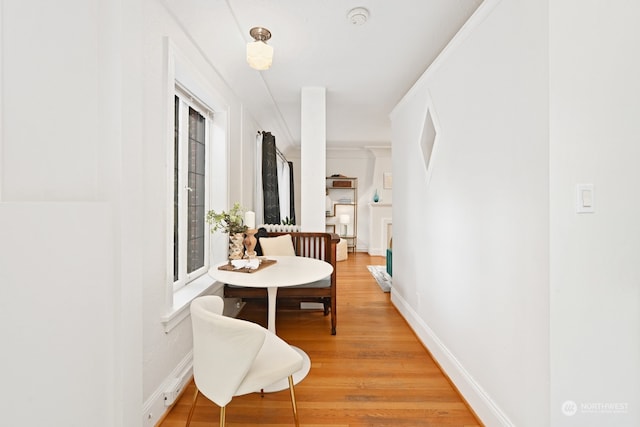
[209,255,333,391]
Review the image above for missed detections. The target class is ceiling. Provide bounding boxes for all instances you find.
[163,0,483,152]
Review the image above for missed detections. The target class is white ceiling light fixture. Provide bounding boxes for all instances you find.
[347,7,369,25]
[247,27,273,70]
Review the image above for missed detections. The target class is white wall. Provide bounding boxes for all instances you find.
[392,0,640,426]
[549,1,640,426]
[1,1,259,426]
[390,0,549,425]
[1,0,143,425]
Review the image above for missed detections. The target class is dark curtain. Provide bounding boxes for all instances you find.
[261,132,280,224]
[288,161,296,224]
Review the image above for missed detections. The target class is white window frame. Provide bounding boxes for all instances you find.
[173,87,212,292]
[161,38,231,333]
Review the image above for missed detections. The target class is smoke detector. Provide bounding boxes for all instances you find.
[347,7,369,26]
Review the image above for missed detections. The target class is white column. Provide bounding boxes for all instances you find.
[300,87,326,232]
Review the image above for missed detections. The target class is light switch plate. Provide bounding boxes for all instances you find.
[576,183,594,213]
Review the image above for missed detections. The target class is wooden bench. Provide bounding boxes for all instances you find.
[224,231,340,335]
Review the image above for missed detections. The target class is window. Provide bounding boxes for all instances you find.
[161,42,231,332]
[173,87,212,291]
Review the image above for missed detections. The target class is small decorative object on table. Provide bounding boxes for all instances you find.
[243,210,258,258]
[228,233,245,260]
[218,258,277,273]
[373,189,380,203]
[206,202,248,260]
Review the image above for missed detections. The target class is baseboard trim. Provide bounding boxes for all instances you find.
[143,351,193,427]
[390,288,513,427]
[367,247,386,256]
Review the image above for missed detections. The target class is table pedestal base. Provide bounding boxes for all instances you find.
[261,346,310,393]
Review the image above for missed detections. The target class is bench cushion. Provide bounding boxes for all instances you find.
[288,276,331,288]
[259,234,296,256]
[227,276,330,289]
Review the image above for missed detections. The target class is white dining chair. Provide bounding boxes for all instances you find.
[186,295,303,427]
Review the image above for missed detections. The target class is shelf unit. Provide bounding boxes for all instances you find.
[325,176,357,252]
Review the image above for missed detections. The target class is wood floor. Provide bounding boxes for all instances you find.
[158,252,482,427]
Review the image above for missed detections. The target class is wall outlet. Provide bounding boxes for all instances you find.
[163,378,182,406]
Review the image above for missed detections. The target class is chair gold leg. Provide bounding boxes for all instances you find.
[288,375,300,427]
[185,387,199,427]
[219,405,226,427]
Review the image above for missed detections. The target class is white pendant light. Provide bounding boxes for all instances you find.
[247,27,273,70]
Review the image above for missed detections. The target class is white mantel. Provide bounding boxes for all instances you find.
[368,203,392,256]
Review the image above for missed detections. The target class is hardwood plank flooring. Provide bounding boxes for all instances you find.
[158,252,482,427]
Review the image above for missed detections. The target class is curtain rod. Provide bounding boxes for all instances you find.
[257,130,289,163]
